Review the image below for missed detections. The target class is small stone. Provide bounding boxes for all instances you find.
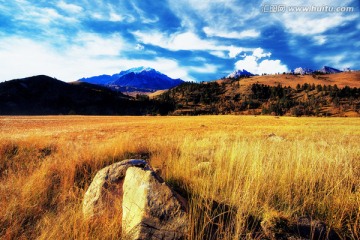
[267,133,285,142]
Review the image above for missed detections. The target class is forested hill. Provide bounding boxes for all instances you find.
[155,72,360,117]
[0,75,173,115]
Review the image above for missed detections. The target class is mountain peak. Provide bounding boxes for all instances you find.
[115,67,158,79]
[319,66,342,74]
[79,67,184,91]
[122,66,155,74]
[293,67,314,75]
[227,69,254,78]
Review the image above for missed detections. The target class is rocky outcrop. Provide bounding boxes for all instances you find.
[82,159,149,219]
[82,159,188,240]
[122,167,188,240]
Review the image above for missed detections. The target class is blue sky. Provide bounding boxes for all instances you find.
[0,0,359,82]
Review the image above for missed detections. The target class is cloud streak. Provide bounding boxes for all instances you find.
[57,1,83,14]
[132,30,248,59]
[203,27,260,39]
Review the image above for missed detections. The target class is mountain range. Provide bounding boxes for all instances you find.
[78,66,344,93]
[0,65,358,116]
[79,67,184,92]
[291,66,343,75]
[228,66,344,76]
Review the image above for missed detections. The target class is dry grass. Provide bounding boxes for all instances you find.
[0,116,359,239]
[237,72,360,89]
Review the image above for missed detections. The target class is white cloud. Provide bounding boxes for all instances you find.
[168,0,260,31]
[0,38,67,80]
[91,12,103,19]
[235,56,258,73]
[84,2,135,23]
[314,54,345,67]
[203,27,260,39]
[258,60,288,74]
[193,56,207,62]
[171,32,214,50]
[0,34,126,81]
[235,48,288,74]
[0,35,196,82]
[265,0,358,36]
[209,51,227,58]
[228,46,243,58]
[107,4,135,22]
[70,33,125,57]
[252,48,271,59]
[57,1,83,14]
[133,30,248,58]
[13,2,78,26]
[135,44,144,50]
[25,7,63,24]
[129,1,159,24]
[281,15,356,35]
[313,35,327,45]
[109,12,124,22]
[189,64,219,74]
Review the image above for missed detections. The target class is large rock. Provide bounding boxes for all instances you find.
[82,159,188,240]
[82,159,149,219]
[122,167,188,240]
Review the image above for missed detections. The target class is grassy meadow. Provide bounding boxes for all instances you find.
[0,116,359,239]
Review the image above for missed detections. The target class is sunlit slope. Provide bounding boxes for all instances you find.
[238,72,360,88]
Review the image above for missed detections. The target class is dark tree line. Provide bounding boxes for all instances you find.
[250,83,360,116]
[155,81,360,116]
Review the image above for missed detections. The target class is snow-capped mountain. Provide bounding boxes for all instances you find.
[227,69,254,78]
[113,67,155,79]
[293,67,314,75]
[291,66,342,75]
[79,67,184,91]
[318,66,342,74]
[78,74,115,85]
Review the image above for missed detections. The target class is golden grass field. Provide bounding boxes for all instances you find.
[0,116,359,239]
[237,72,360,89]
